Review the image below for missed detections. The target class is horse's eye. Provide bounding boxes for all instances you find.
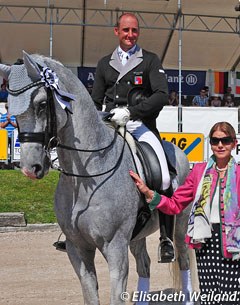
[38,101,47,114]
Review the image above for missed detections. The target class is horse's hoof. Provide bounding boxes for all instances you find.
[53,240,67,252]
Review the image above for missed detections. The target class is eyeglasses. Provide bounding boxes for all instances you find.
[210,136,234,146]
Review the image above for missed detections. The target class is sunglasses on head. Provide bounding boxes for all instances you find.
[210,136,234,146]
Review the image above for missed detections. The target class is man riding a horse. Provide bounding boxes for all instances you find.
[90,12,175,263]
[0,47,192,304]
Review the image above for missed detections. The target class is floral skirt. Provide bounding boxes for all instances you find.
[195,224,240,305]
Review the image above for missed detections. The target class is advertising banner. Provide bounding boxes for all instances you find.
[0,129,8,160]
[160,132,204,163]
[166,70,206,96]
[77,67,206,96]
[77,67,96,88]
[13,129,20,161]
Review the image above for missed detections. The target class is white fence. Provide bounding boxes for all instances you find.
[157,106,240,163]
[157,106,239,136]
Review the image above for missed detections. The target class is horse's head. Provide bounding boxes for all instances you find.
[0,51,74,179]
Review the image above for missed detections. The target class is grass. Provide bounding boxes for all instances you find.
[0,169,59,224]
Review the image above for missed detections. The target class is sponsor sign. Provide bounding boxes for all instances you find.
[160,132,204,162]
[165,70,206,96]
[0,129,8,160]
[77,67,206,96]
[12,129,20,161]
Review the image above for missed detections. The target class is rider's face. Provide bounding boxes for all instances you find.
[114,15,139,51]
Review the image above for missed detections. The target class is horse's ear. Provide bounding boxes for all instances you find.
[0,64,11,80]
[23,50,41,81]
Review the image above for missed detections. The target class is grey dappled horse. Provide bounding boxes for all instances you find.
[0,52,193,305]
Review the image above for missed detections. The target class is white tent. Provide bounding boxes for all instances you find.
[0,0,239,71]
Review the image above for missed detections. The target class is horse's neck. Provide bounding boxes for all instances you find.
[54,73,117,172]
[61,97,111,148]
[57,97,115,167]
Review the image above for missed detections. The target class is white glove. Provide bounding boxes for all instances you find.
[110,107,130,126]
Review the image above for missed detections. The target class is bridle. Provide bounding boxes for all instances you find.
[8,75,127,178]
[8,82,58,149]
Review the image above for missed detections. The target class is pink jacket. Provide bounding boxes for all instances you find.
[156,162,240,258]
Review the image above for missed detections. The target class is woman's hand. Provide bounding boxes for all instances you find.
[129,170,154,202]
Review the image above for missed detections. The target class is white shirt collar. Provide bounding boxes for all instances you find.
[117,45,137,59]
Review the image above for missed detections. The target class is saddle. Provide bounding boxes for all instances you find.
[131,141,176,239]
[100,112,177,238]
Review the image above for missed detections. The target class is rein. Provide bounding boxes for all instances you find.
[53,127,127,178]
[56,129,118,153]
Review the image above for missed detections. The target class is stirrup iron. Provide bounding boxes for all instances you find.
[158,237,175,263]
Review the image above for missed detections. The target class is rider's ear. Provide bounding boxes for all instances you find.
[22,50,42,81]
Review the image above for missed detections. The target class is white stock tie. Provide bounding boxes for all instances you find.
[122,53,129,66]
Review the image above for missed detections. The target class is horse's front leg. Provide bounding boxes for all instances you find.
[175,210,194,305]
[130,238,150,305]
[102,237,129,305]
[66,240,100,305]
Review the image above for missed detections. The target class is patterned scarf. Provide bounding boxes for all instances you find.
[186,155,240,260]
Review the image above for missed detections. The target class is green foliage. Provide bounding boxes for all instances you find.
[0,169,59,224]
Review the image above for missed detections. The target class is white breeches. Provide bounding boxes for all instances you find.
[126,120,170,190]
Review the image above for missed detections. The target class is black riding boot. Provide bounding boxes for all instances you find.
[158,185,175,263]
[158,212,175,263]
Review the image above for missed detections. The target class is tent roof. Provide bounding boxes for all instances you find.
[0,0,239,70]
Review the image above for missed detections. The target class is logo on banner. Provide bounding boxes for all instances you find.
[186,74,197,86]
[165,69,206,95]
[160,132,204,162]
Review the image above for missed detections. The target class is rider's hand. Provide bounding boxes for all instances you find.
[110,107,130,127]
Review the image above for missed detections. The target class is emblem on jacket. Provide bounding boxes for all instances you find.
[134,75,143,85]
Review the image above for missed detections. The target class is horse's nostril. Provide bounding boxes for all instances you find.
[33,164,42,174]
